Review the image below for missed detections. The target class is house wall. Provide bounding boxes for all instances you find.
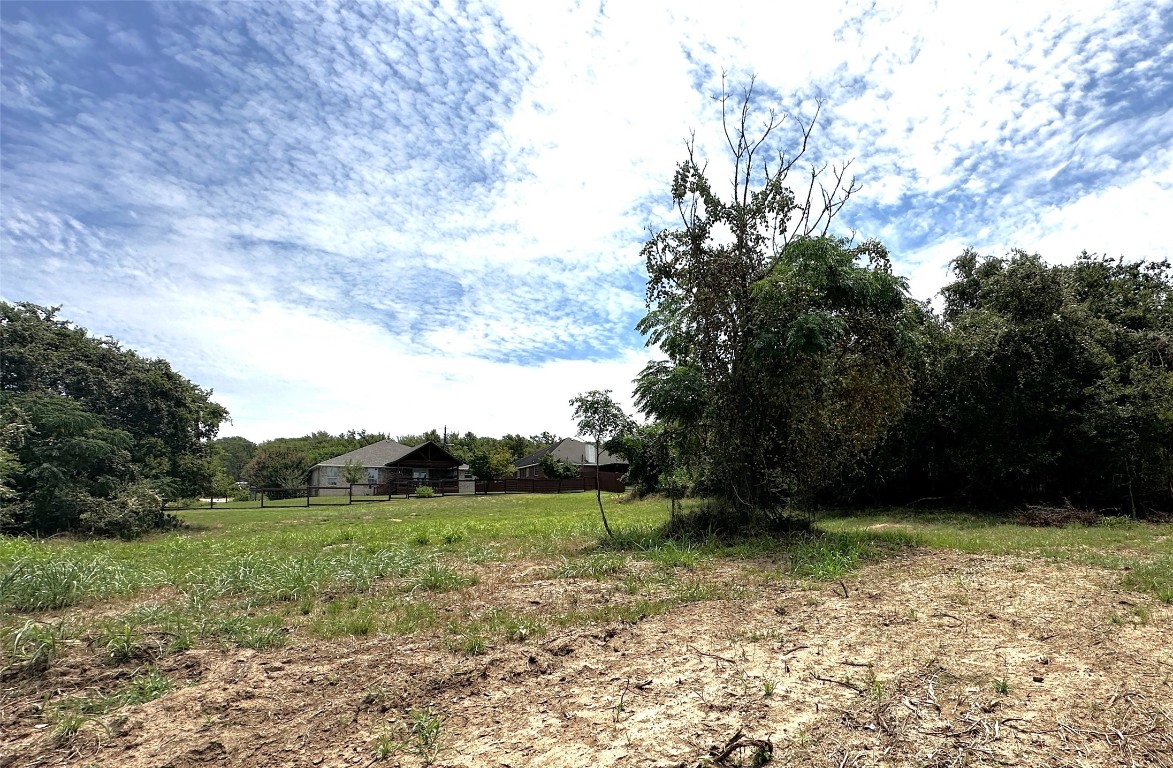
[310,466,385,495]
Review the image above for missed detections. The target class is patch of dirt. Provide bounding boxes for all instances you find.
[3,551,1171,767]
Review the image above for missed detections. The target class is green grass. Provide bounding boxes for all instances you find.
[556,552,626,579]
[818,508,1173,602]
[1,619,73,673]
[49,667,174,744]
[2,495,1170,682]
[444,607,547,655]
[1120,556,1173,602]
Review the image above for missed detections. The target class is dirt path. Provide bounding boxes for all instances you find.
[3,550,1170,767]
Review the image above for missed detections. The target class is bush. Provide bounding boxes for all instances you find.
[78,483,176,540]
[415,486,435,498]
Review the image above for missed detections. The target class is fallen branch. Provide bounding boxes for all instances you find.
[690,645,737,664]
[810,672,864,693]
[706,728,774,766]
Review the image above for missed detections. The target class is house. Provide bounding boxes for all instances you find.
[309,439,469,495]
[512,438,628,490]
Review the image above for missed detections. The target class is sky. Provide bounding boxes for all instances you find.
[2,0,1171,443]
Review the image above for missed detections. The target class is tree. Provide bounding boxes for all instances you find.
[870,250,1173,514]
[262,430,387,467]
[212,436,256,481]
[501,433,541,461]
[1,302,228,498]
[468,448,514,494]
[242,446,310,498]
[0,393,143,534]
[570,390,631,537]
[634,80,918,520]
[539,453,580,481]
[342,459,366,485]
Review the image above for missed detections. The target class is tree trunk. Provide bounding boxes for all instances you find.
[596,461,612,537]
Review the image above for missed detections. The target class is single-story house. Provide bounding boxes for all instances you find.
[310,439,471,495]
[513,438,628,483]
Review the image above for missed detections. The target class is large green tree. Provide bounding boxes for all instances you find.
[868,250,1173,514]
[242,445,311,496]
[212,436,257,481]
[634,83,921,519]
[1,302,228,498]
[467,448,514,494]
[0,393,169,537]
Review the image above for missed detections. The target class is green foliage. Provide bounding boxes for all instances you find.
[260,429,388,467]
[570,389,632,537]
[398,430,553,464]
[243,445,310,494]
[0,302,227,499]
[96,619,148,662]
[0,393,164,536]
[211,436,256,481]
[2,619,72,675]
[865,250,1172,515]
[0,304,226,536]
[637,232,919,515]
[342,459,365,485]
[605,422,670,496]
[79,482,172,540]
[415,485,435,498]
[633,86,918,521]
[467,447,514,492]
[539,453,580,480]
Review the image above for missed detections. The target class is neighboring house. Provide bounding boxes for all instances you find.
[309,440,466,495]
[512,438,628,483]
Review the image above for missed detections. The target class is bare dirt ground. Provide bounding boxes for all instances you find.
[3,549,1171,768]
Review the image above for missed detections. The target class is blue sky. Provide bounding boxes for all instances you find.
[3,0,1170,441]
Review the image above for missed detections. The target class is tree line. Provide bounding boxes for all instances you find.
[595,82,1171,524]
[217,430,562,494]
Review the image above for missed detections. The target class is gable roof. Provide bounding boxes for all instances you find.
[313,439,459,468]
[514,437,624,469]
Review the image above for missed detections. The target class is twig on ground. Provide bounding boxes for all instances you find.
[706,727,773,766]
[690,645,737,664]
[811,672,864,693]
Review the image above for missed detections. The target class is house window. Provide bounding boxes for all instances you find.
[413,469,428,480]
[367,468,378,485]
[584,443,597,464]
[327,467,338,486]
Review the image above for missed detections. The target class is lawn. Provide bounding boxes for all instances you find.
[2,494,1170,767]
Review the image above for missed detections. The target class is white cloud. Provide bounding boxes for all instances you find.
[2,0,1170,440]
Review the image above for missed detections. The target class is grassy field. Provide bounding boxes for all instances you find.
[2,494,1171,767]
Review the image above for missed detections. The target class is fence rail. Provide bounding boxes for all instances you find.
[474,478,588,494]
